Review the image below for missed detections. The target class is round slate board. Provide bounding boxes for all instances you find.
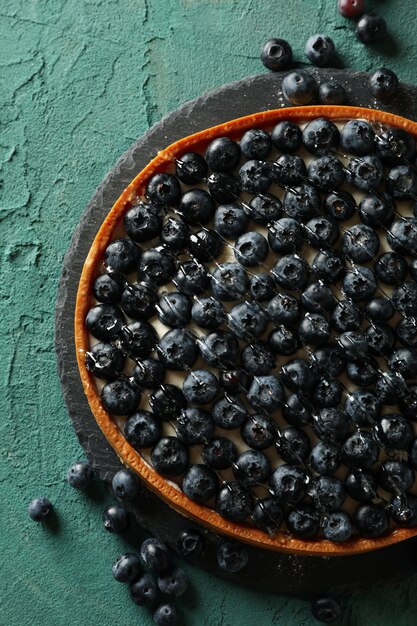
[55,68,417,597]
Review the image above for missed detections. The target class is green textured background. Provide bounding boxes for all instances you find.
[2,1,417,624]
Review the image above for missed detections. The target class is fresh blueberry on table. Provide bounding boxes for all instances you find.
[311,595,342,624]
[157,292,192,328]
[301,282,335,314]
[153,602,179,626]
[344,390,381,426]
[120,283,157,320]
[212,395,247,430]
[386,217,417,257]
[102,504,130,534]
[312,378,343,409]
[101,379,140,415]
[129,572,159,607]
[370,68,398,100]
[311,344,346,377]
[389,348,417,379]
[140,538,171,574]
[304,34,335,67]
[305,216,340,249]
[277,426,311,464]
[241,414,276,450]
[359,192,394,227]
[365,323,395,356]
[313,407,349,443]
[149,384,186,421]
[340,119,375,155]
[281,359,316,392]
[319,81,346,105]
[283,393,314,427]
[347,154,383,191]
[312,250,346,284]
[386,164,417,199]
[239,159,274,193]
[157,567,189,597]
[346,358,379,387]
[217,541,248,572]
[272,254,310,290]
[373,414,413,451]
[219,369,252,394]
[342,267,377,302]
[284,183,321,220]
[377,127,416,163]
[151,437,189,477]
[112,553,142,583]
[307,155,345,192]
[282,70,318,106]
[211,262,249,301]
[310,476,346,511]
[378,460,415,494]
[177,529,203,558]
[112,469,140,500]
[341,223,380,263]
[241,341,275,376]
[298,313,331,347]
[269,326,299,356]
[182,464,218,503]
[67,461,94,490]
[175,151,208,184]
[28,496,53,522]
[137,247,176,286]
[228,301,268,340]
[274,153,307,187]
[365,297,394,322]
[356,13,387,43]
[124,202,163,243]
[124,411,162,449]
[261,38,292,71]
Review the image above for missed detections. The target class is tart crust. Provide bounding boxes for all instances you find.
[75,105,417,556]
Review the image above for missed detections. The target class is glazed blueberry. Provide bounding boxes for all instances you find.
[309,441,340,475]
[249,192,282,225]
[378,460,414,494]
[269,464,308,504]
[249,272,276,301]
[386,165,417,200]
[239,160,274,193]
[345,390,381,426]
[378,128,416,163]
[228,301,268,340]
[347,155,384,191]
[340,431,379,469]
[388,348,417,379]
[198,330,240,368]
[365,297,395,322]
[182,465,218,503]
[312,378,343,409]
[119,320,158,358]
[191,296,226,329]
[375,371,408,405]
[387,218,417,257]
[240,129,272,160]
[202,437,238,470]
[312,250,345,284]
[140,538,170,574]
[365,323,395,356]
[311,596,342,624]
[86,304,124,341]
[179,188,215,225]
[274,154,306,187]
[158,328,198,370]
[176,151,207,184]
[324,190,356,222]
[241,414,276,450]
[234,231,268,266]
[67,461,94,490]
[205,136,240,172]
[146,172,181,207]
[301,282,335,314]
[271,120,302,153]
[277,426,311,464]
[188,228,223,262]
[340,119,375,156]
[101,379,140,415]
[28,497,52,522]
[342,224,379,263]
[390,494,417,527]
[338,0,365,19]
[112,553,142,583]
[157,292,192,327]
[137,247,175,286]
[298,313,330,346]
[161,218,189,251]
[121,283,157,320]
[158,567,188,598]
[93,273,123,304]
[177,407,215,445]
[305,34,335,67]
[151,437,189,477]
[132,358,165,389]
[332,300,363,332]
[281,359,316,392]
[207,172,240,203]
[241,341,275,375]
[303,118,339,155]
[370,68,398,100]
[212,395,247,429]
[356,13,387,43]
[112,469,140,500]
[211,263,248,301]
[374,413,413,451]
[305,217,339,249]
[286,505,319,538]
[282,70,318,106]
[272,254,310,290]
[173,260,209,296]
[355,503,389,537]
[359,193,394,227]
[319,81,346,105]
[149,384,186,420]
[102,504,129,534]
[342,267,377,301]
[269,326,299,356]
[310,476,346,511]
[220,369,252,394]
[283,183,320,221]
[85,343,125,380]
[311,344,346,377]
[153,603,178,626]
[346,357,379,386]
[252,498,284,532]
[338,331,368,362]
[283,393,313,427]
[124,202,163,243]
[130,573,158,607]
[400,386,417,421]
[216,482,253,522]
[214,203,249,239]
[104,238,139,274]
[375,252,408,285]
[177,530,203,557]
[261,38,292,71]
[313,408,349,443]
[234,450,271,487]
[345,470,376,501]
[217,541,248,573]
[247,375,285,412]
[182,369,219,405]
[307,155,345,192]
[124,411,162,448]
[268,218,304,254]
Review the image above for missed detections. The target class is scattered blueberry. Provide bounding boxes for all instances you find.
[356,13,387,44]
[370,68,398,100]
[311,596,342,624]
[305,34,335,67]
[102,504,130,534]
[112,553,142,583]
[158,567,189,597]
[217,541,248,572]
[130,572,159,607]
[261,38,292,71]
[28,497,53,522]
[282,70,318,106]
[112,469,140,500]
[153,602,179,626]
[67,461,94,490]
[319,81,346,105]
[140,538,171,574]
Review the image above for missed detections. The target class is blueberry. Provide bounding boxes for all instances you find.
[393,283,417,316]
[338,0,365,19]
[271,120,302,153]
[287,505,319,538]
[177,530,203,557]
[67,461,94,490]
[375,251,408,285]
[121,283,157,320]
[312,250,346,284]
[261,38,292,71]
[340,119,375,156]
[396,317,417,347]
[390,494,417,527]
[345,470,376,501]
[157,292,192,328]
[249,192,282,225]
[205,137,240,172]
[301,282,335,314]
[269,326,299,356]
[309,441,340,475]
[191,296,226,329]
[93,273,123,304]
[283,183,320,221]
[239,160,274,193]
[252,498,284,532]
[303,118,340,155]
[176,152,208,184]
[119,320,158,358]
[219,369,252,394]
[214,203,249,238]
[342,267,377,301]
[182,369,219,405]
[305,34,335,67]
[400,385,417,420]
[234,449,271,487]
[319,81,346,105]
[387,218,417,257]
[305,217,339,249]
[338,331,368,362]
[356,13,387,43]
[101,379,140,415]
[153,603,179,626]
[272,254,310,290]
[179,188,215,225]
[298,313,331,346]
[241,341,275,375]
[311,344,346,377]
[347,155,383,191]
[247,375,285,412]
[359,193,394,227]
[85,342,125,380]
[241,414,276,450]
[341,431,379,470]
[365,297,395,322]
[112,469,140,500]
[104,238,140,274]
[309,476,345,512]
[212,395,247,429]
[198,330,239,369]
[281,358,316,392]
[365,323,395,356]
[311,596,342,623]
[375,371,408,405]
[355,503,389,537]
[124,202,163,243]
[332,299,363,332]
[149,384,186,420]
[342,224,380,263]
[269,464,308,504]
[124,411,162,448]
[177,407,215,445]
[233,231,268,267]
[307,155,345,192]
[146,172,181,207]
[28,497,53,522]
[283,393,314,427]
[217,541,248,572]
[188,228,223,262]
[228,301,268,340]
[216,482,253,522]
[182,464,218,503]
[130,573,159,607]
[274,154,307,187]
[268,218,304,254]
[102,504,129,534]
[346,357,379,386]
[151,437,189,477]
[324,190,356,221]
[137,247,175,285]
[312,378,343,409]
[373,413,413,451]
[86,304,125,341]
[141,538,170,574]
[161,217,190,251]
[386,165,417,199]
[202,437,238,470]
[378,460,414,494]
[240,128,272,160]
[277,426,311,464]
[345,390,381,426]
[207,172,240,203]
[158,567,188,597]
[158,329,198,370]
[282,70,318,106]
[313,408,349,443]
[211,263,248,301]
[377,128,416,163]
[370,68,398,100]
[389,348,417,379]
[112,553,142,583]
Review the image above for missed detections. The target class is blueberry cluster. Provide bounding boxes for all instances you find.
[85,115,417,543]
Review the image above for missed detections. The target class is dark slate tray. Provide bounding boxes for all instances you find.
[55,68,417,597]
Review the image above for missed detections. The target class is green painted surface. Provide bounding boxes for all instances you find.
[2,0,417,624]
